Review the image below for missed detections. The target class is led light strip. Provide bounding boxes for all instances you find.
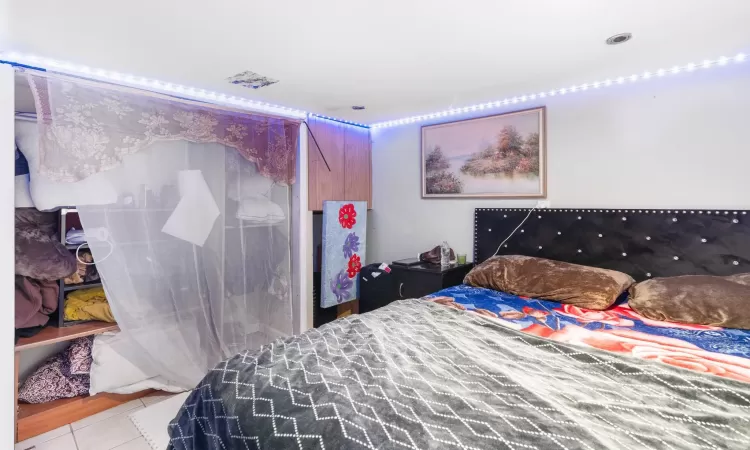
[0,51,309,119]
[371,53,748,129]
[308,113,369,128]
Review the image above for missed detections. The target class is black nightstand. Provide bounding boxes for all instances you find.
[359,262,473,313]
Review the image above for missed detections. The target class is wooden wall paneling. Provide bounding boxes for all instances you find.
[344,126,372,208]
[308,117,346,211]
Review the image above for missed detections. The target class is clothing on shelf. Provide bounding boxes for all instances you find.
[15,325,45,344]
[15,276,58,329]
[64,249,99,284]
[65,227,87,245]
[18,337,93,404]
[64,287,115,322]
[16,208,77,281]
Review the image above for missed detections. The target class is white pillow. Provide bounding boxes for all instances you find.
[89,332,185,396]
[237,195,285,224]
[15,120,118,211]
[15,174,34,208]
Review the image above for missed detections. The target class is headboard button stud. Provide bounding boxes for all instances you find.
[577,249,582,253]
[733,261,739,265]
[557,231,562,235]
[521,229,525,233]
[488,228,492,232]
[672,218,677,222]
[673,256,679,260]
[622,252,627,256]
[598,234,603,238]
[646,273,652,277]
[701,238,707,243]
[733,219,739,224]
[577,216,582,220]
[646,236,651,240]
[538,246,543,249]
[622,217,627,221]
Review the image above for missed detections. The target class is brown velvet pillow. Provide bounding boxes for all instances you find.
[629,273,750,329]
[463,255,635,310]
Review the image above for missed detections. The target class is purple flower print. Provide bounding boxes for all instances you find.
[342,232,360,259]
[330,270,353,303]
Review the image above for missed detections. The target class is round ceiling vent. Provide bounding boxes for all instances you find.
[351,105,366,110]
[606,33,632,45]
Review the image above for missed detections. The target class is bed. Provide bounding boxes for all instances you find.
[168,208,750,450]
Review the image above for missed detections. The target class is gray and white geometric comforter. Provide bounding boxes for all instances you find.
[168,299,750,450]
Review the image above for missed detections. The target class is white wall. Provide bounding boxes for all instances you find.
[368,67,750,264]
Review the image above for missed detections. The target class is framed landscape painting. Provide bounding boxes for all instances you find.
[421,107,546,198]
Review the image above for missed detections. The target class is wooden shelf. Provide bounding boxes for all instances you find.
[15,321,118,352]
[17,390,152,442]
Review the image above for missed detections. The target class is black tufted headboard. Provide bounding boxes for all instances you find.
[473,208,750,282]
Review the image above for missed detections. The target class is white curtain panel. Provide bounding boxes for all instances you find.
[78,141,293,387]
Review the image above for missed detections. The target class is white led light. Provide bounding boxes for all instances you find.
[362,50,748,128]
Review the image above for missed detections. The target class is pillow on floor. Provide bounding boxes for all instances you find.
[18,337,93,403]
[629,273,750,329]
[89,333,185,396]
[464,255,635,310]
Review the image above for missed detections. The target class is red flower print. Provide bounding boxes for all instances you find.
[347,254,362,278]
[521,323,750,383]
[338,204,357,229]
[522,306,549,321]
[555,304,635,327]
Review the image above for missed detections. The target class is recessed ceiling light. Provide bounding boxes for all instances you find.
[351,105,366,110]
[606,33,632,45]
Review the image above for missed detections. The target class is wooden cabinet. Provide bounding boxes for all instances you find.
[307,116,371,211]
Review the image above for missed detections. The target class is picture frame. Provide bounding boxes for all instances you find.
[421,107,546,198]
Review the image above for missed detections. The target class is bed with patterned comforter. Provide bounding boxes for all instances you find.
[168,289,750,450]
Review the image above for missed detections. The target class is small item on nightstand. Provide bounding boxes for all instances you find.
[440,242,450,267]
[418,245,456,265]
[457,253,467,265]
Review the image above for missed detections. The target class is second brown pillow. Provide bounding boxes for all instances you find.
[629,273,750,329]
[463,255,635,310]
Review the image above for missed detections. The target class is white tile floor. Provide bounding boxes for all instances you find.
[15,393,176,450]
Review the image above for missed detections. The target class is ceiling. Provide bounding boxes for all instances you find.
[6,0,750,123]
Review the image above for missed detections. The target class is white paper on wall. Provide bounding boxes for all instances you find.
[161,170,220,246]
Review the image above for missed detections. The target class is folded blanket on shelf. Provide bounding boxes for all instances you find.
[64,287,115,322]
[16,208,77,281]
[15,276,58,329]
[18,337,93,403]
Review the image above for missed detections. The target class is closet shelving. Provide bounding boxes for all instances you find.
[57,207,104,327]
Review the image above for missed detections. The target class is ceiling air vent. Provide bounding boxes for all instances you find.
[226,71,279,89]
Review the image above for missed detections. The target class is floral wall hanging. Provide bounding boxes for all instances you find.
[321,201,367,308]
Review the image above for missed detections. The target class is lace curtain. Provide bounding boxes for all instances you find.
[27,72,299,184]
[29,72,298,388]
